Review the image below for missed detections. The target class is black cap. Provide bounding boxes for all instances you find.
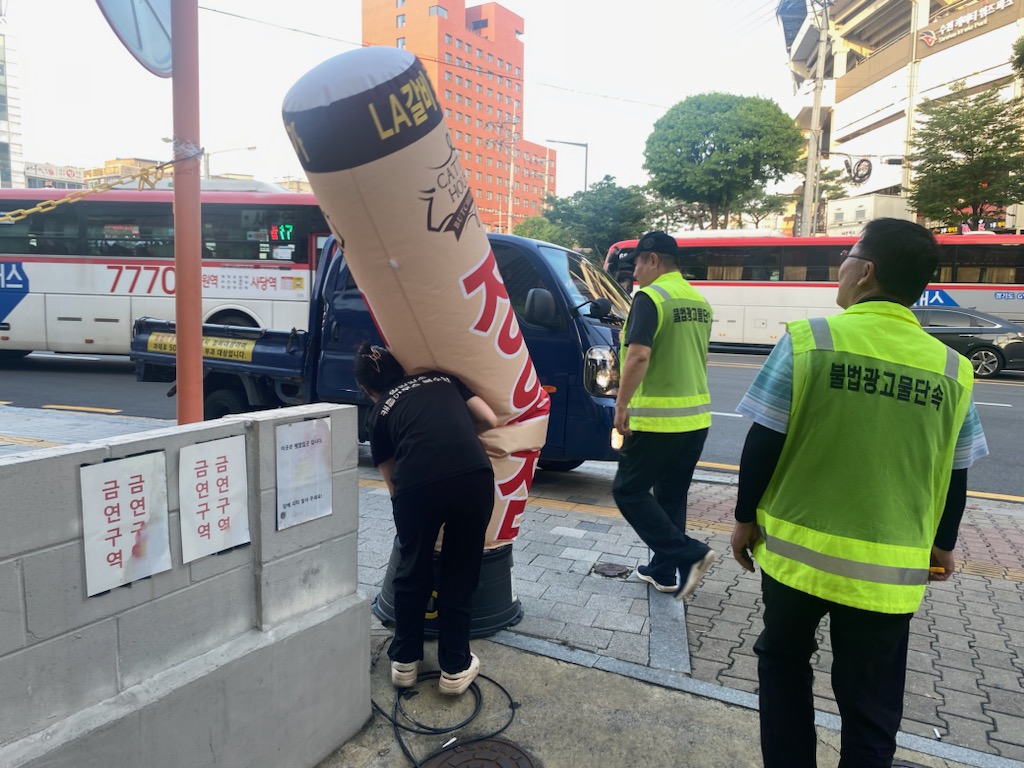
[623,231,679,265]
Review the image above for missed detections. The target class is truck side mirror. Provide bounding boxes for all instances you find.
[586,297,612,318]
[525,287,558,327]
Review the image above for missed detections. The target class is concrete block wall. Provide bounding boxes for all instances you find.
[0,403,369,768]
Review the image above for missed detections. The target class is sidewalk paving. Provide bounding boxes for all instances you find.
[4,404,1023,767]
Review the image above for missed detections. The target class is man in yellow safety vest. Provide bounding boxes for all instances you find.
[730,218,989,767]
[614,231,717,600]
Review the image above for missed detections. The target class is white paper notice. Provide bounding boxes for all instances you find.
[179,435,251,563]
[275,418,332,530]
[80,452,171,596]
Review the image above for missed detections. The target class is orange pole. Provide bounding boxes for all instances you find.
[171,0,203,424]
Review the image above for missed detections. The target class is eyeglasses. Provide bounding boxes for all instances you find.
[365,345,387,373]
[840,249,875,265]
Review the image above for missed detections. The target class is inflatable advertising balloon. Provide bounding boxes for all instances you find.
[282,47,549,547]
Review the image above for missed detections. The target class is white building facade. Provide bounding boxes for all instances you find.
[779,0,1024,234]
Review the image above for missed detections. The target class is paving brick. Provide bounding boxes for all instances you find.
[977,664,1024,694]
[551,602,600,627]
[586,593,637,615]
[929,613,972,636]
[935,687,993,723]
[933,631,975,653]
[902,691,945,726]
[974,647,1018,670]
[559,547,602,564]
[591,611,645,633]
[511,563,545,582]
[933,647,981,670]
[541,585,593,607]
[557,623,612,650]
[598,631,649,665]
[906,649,940,674]
[934,663,983,691]
[549,526,587,539]
[526,541,569,558]
[982,686,1024,716]
[990,740,1024,761]
[702,619,749,643]
[617,582,649,599]
[520,596,557,619]
[689,659,729,683]
[693,636,740,664]
[946,713,1002,753]
[576,576,625,596]
[989,710,1024,747]
[513,615,566,640]
[536,570,586,590]
[514,579,549,599]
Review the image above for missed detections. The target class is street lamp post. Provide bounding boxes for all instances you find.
[162,139,257,179]
[203,145,257,179]
[546,139,589,192]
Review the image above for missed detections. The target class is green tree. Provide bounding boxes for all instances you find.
[643,93,803,229]
[734,187,794,229]
[909,82,1024,231]
[543,175,649,258]
[645,195,712,232]
[1012,35,1024,80]
[512,216,573,246]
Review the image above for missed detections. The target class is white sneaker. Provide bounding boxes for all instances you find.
[675,550,717,601]
[438,653,480,696]
[391,660,419,688]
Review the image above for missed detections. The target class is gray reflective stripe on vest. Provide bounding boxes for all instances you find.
[629,403,711,418]
[807,316,834,350]
[944,346,960,380]
[648,284,671,300]
[758,526,929,586]
[809,317,960,380]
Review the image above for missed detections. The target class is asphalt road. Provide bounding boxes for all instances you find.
[2,350,1022,500]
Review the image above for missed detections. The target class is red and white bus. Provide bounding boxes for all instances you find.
[0,188,331,358]
[611,233,1024,346]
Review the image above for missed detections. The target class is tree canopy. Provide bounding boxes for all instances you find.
[542,175,649,258]
[512,216,573,247]
[909,82,1024,231]
[643,93,804,229]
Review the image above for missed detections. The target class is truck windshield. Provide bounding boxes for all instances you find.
[537,245,631,321]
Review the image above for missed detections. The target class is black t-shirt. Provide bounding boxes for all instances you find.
[369,372,491,497]
[624,291,658,347]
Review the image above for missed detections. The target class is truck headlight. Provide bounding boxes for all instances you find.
[584,346,619,397]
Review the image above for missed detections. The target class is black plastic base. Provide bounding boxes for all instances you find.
[372,538,523,638]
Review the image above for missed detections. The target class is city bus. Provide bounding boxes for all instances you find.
[611,233,1024,346]
[0,187,331,359]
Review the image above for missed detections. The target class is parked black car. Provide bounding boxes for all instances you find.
[910,306,1024,379]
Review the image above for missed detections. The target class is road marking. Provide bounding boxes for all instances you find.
[975,402,1011,408]
[42,405,122,414]
[0,434,63,448]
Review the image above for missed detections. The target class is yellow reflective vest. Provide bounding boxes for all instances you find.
[620,271,712,433]
[753,302,975,614]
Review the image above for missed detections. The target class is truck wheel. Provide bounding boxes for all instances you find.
[209,312,258,328]
[538,459,585,472]
[204,389,247,420]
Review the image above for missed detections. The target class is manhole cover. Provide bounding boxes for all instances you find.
[421,738,538,767]
[592,562,631,578]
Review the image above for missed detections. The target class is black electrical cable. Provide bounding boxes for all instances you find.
[370,670,519,768]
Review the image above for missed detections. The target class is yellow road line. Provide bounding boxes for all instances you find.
[0,434,63,448]
[699,460,739,472]
[42,405,122,414]
[967,489,1024,502]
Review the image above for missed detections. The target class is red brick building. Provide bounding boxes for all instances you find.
[363,0,555,233]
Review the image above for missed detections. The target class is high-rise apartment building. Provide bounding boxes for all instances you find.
[363,0,556,233]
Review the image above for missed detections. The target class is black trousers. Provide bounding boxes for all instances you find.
[755,572,913,768]
[612,429,710,581]
[388,468,493,675]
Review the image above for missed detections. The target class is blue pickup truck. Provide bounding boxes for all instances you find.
[130,234,630,470]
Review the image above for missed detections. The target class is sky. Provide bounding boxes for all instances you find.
[4,0,806,197]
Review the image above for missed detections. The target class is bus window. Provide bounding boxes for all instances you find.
[706,247,780,281]
[782,245,839,281]
[954,243,1024,283]
[678,247,707,280]
[26,206,81,255]
[83,203,173,258]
